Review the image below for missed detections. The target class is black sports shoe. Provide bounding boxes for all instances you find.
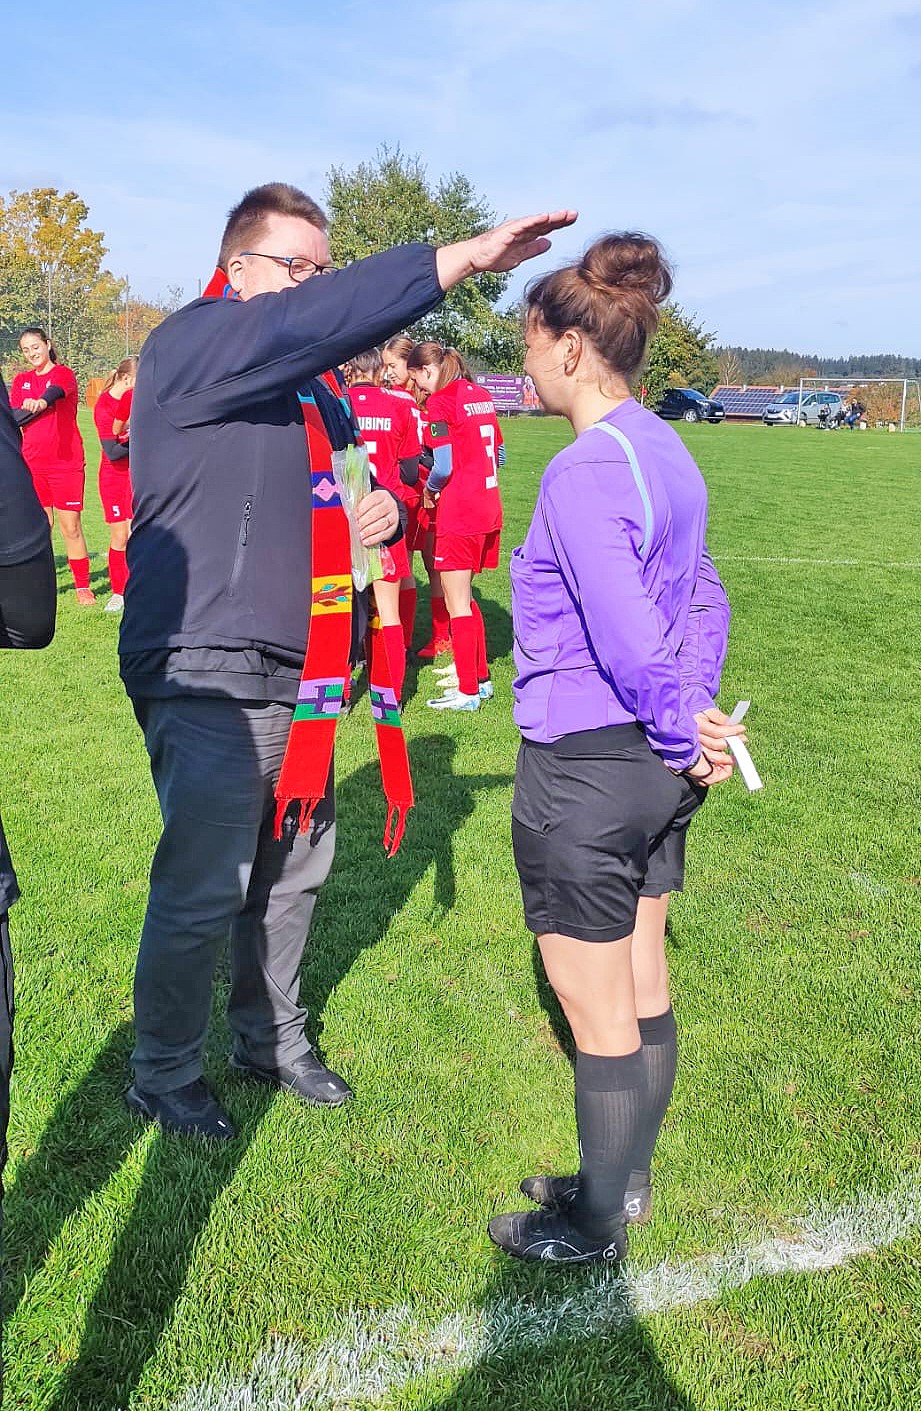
[488,1208,627,1265]
[230,1050,353,1107]
[519,1173,653,1225]
[125,1079,237,1141]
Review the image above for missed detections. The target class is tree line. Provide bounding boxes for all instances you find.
[716,344,921,386]
[0,155,719,404]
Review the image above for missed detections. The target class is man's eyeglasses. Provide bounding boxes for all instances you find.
[240,251,337,281]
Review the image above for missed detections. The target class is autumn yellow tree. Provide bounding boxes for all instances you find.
[0,187,125,382]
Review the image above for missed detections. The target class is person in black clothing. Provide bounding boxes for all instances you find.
[0,373,57,1276]
[119,181,576,1139]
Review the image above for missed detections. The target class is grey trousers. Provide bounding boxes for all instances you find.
[132,697,336,1094]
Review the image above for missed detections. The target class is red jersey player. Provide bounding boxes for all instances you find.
[9,327,92,603]
[93,356,137,612]
[345,347,422,700]
[382,334,450,658]
[407,342,504,713]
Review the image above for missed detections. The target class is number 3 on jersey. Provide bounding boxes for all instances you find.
[480,424,498,489]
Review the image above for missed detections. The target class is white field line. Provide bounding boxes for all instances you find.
[848,870,891,898]
[719,555,921,569]
[170,1182,921,1411]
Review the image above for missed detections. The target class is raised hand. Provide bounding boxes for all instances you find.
[436,210,578,290]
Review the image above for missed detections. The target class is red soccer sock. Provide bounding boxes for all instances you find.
[450,613,478,696]
[398,586,417,651]
[430,592,450,644]
[470,599,489,682]
[381,623,407,702]
[68,557,90,590]
[108,548,129,595]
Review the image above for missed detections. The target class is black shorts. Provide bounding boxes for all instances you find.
[511,724,705,943]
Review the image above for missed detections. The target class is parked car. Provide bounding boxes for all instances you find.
[762,390,846,426]
[657,388,725,423]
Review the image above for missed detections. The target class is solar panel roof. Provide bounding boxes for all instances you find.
[711,385,781,416]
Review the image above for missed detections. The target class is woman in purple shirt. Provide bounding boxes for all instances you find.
[488,233,742,1266]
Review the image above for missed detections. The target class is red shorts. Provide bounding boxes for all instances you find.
[99,466,134,523]
[433,529,501,573]
[408,501,433,552]
[379,535,411,584]
[30,464,85,512]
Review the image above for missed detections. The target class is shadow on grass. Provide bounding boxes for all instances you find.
[4,733,510,1409]
[477,586,512,665]
[421,1257,696,1411]
[302,734,512,1046]
[2,1017,279,1411]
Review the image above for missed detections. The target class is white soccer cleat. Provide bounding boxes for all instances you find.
[104,594,125,613]
[426,689,480,712]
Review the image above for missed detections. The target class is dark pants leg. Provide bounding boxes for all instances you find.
[0,912,12,1189]
[131,697,336,1095]
[227,752,335,1071]
[0,912,10,1394]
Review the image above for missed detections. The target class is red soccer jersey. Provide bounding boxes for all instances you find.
[387,384,424,441]
[114,387,133,435]
[349,382,422,505]
[424,378,503,535]
[94,389,131,472]
[9,364,84,474]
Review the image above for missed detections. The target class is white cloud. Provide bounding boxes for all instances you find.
[1,0,917,351]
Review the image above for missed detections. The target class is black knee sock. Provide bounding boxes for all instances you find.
[571,1048,645,1237]
[629,1006,677,1188]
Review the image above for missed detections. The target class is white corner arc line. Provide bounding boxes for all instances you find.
[170,1183,921,1410]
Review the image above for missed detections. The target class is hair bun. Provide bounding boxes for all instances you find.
[580,233,672,305]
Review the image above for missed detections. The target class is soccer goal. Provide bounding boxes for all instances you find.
[797,376,921,431]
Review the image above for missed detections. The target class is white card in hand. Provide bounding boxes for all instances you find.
[727,700,763,791]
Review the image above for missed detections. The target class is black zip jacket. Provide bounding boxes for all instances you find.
[0,375,55,912]
[119,242,443,702]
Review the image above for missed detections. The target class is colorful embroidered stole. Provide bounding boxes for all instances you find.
[201,269,413,854]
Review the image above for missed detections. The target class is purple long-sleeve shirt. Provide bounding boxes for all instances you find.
[511,398,729,770]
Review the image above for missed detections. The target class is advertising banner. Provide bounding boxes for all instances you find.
[475,374,542,412]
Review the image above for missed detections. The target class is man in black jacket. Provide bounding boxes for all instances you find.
[119,182,575,1138]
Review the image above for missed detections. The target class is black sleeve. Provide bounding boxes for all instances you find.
[41,384,65,406]
[100,436,130,462]
[0,543,56,649]
[398,455,420,487]
[156,244,444,429]
[368,476,406,545]
[0,375,52,568]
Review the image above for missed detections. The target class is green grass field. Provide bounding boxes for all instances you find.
[2,412,920,1410]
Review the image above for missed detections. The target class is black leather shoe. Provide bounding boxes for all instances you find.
[488,1208,627,1265]
[230,1050,353,1107]
[519,1173,653,1225]
[125,1079,236,1141]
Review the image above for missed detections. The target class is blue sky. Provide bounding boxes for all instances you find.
[3,0,919,356]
